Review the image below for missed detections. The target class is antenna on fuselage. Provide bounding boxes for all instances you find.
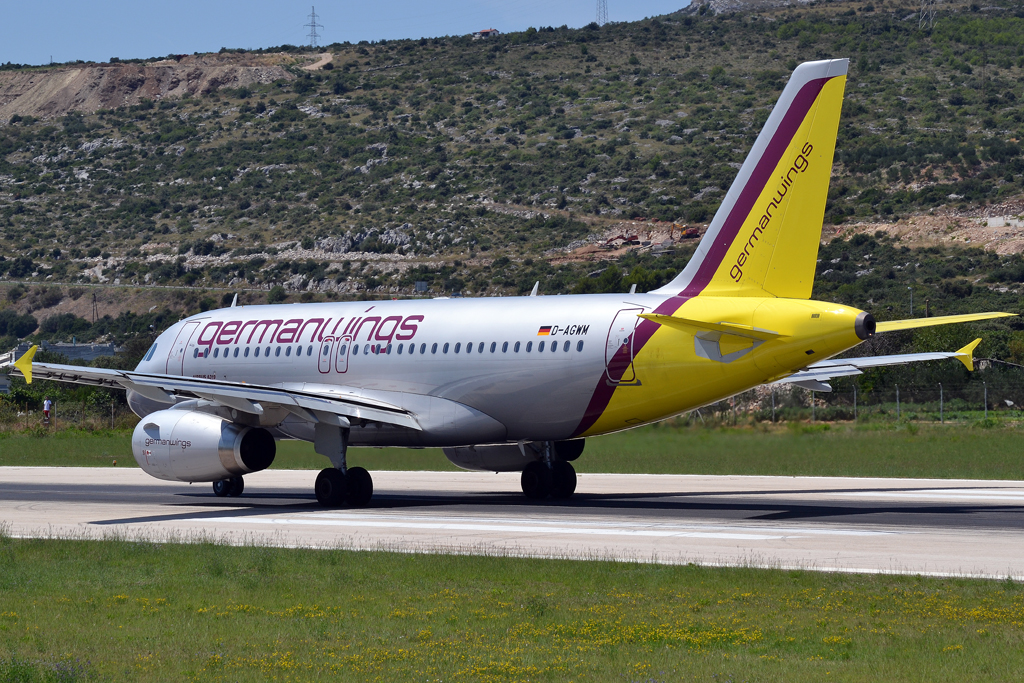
[529,281,539,297]
[230,293,238,307]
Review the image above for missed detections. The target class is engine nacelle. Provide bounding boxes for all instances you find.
[443,439,585,472]
[132,409,276,482]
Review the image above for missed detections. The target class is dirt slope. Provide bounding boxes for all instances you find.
[0,53,294,120]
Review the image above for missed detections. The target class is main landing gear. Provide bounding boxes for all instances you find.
[312,421,374,508]
[520,440,583,500]
[315,465,373,507]
[212,475,244,497]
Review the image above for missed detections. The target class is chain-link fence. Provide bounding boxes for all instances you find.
[0,400,138,433]
[688,378,1024,426]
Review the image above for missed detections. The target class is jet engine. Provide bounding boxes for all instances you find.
[131,409,276,482]
[443,439,584,472]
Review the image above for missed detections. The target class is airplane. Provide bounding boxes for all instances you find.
[7,58,1014,506]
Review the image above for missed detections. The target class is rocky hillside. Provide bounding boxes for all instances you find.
[0,52,299,121]
[1,0,1024,351]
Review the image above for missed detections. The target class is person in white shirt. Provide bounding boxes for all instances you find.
[43,398,52,422]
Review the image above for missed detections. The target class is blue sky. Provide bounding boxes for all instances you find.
[3,0,690,66]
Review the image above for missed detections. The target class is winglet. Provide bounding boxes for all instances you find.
[230,293,238,308]
[13,345,37,384]
[954,338,982,372]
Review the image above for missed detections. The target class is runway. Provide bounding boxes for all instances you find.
[2,467,1023,579]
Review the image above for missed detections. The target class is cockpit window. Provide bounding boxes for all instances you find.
[143,343,158,362]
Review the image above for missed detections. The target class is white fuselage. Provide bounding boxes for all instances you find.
[133,294,664,446]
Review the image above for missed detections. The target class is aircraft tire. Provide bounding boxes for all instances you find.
[521,461,553,500]
[550,461,577,499]
[212,479,232,497]
[315,467,348,507]
[228,475,245,497]
[347,467,374,507]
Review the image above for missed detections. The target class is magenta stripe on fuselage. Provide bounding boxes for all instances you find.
[570,77,833,438]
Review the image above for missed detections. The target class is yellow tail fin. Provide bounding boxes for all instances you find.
[654,59,849,299]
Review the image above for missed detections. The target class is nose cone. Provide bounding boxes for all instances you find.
[855,312,876,340]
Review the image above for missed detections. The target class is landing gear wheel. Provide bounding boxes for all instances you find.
[315,468,348,507]
[521,461,553,500]
[213,476,244,498]
[347,467,374,507]
[550,460,577,500]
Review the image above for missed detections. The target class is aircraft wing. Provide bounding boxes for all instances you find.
[772,339,981,392]
[6,349,420,431]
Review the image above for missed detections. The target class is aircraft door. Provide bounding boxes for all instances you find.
[335,335,352,373]
[605,308,643,384]
[318,337,335,374]
[165,322,200,375]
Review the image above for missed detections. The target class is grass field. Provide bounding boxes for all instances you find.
[3,421,1024,480]
[0,535,1021,682]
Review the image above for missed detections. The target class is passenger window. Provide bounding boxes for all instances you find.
[526,341,533,352]
[502,342,508,353]
[397,343,404,354]
[466,342,472,354]
[214,348,220,358]
[307,345,313,356]
[285,346,291,357]
[276,347,282,357]
[193,348,199,358]
[421,343,427,354]
[514,342,520,353]
[204,348,210,358]
[254,347,260,357]
[234,347,240,358]
[340,344,347,355]
[353,345,360,355]
[364,344,370,355]
[443,343,450,354]
[577,340,584,352]
[563,340,569,352]
[538,341,545,352]
[431,343,438,354]
[478,342,484,353]
[386,343,393,354]
[244,347,250,357]
[322,346,330,357]
[454,342,461,353]
[264,347,270,357]
[490,342,496,353]
[553,341,559,353]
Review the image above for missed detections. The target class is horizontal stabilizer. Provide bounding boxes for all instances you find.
[639,313,785,342]
[875,312,1015,333]
[773,337,984,386]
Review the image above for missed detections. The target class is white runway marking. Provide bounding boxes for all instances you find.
[183,512,894,541]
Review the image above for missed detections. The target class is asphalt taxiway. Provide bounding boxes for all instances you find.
[1,467,1022,578]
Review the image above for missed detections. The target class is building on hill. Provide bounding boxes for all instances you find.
[472,29,500,40]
